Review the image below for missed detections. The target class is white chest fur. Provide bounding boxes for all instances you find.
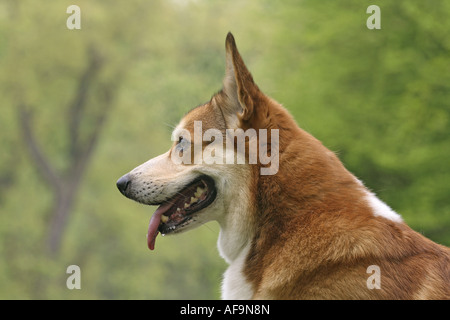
[220,243,253,300]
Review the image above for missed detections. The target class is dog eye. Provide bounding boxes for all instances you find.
[177,136,185,148]
[175,136,189,152]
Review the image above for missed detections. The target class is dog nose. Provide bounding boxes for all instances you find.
[116,174,131,196]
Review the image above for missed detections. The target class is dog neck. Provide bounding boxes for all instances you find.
[216,173,256,264]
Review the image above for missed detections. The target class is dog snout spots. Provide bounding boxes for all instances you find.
[117,174,168,204]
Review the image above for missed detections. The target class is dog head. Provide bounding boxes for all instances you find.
[117,33,281,250]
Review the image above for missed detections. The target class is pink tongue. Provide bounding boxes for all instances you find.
[147,202,173,250]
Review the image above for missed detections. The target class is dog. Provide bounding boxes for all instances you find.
[116,33,450,299]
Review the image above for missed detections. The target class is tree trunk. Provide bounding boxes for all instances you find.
[18,46,122,256]
[47,184,78,255]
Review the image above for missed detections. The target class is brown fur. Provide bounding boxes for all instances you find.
[216,33,450,299]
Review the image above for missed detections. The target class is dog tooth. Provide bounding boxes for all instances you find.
[191,197,198,204]
[194,188,202,198]
[161,215,169,223]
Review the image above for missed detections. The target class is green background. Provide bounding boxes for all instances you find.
[0,0,449,299]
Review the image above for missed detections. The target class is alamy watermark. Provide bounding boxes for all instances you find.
[366,5,381,30]
[66,5,81,30]
[66,265,81,289]
[65,264,381,291]
[366,265,381,290]
[171,121,279,176]
[66,5,381,31]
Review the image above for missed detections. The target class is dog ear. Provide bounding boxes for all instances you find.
[222,32,259,122]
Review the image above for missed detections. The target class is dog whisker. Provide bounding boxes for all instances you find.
[163,122,177,130]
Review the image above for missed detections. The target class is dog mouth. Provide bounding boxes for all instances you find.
[147,175,217,250]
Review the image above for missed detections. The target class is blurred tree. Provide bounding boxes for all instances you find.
[18,46,120,255]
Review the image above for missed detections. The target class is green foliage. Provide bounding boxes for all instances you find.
[0,0,448,299]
